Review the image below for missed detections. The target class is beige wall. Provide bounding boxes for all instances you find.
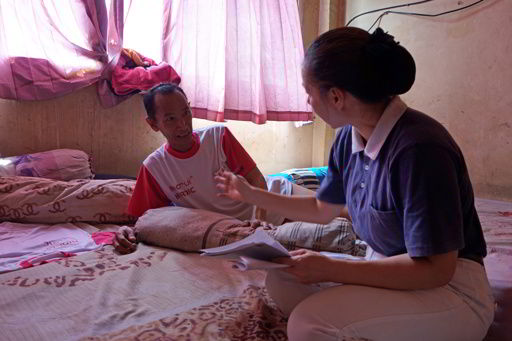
[0,85,313,177]
[194,119,314,175]
[299,0,345,167]
[346,0,512,201]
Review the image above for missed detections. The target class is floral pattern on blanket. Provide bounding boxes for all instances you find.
[81,284,373,341]
[82,285,288,341]
[0,248,166,288]
[0,176,135,224]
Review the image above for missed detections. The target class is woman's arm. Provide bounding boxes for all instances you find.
[278,249,458,290]
[215,170,343,223]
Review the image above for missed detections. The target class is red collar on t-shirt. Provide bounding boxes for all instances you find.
[165,132,200,159]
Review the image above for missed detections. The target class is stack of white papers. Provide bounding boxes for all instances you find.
[200,229,290,271]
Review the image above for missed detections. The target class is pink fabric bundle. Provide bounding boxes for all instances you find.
[111,49,181,96]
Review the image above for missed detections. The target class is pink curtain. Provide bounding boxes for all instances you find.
[0,0,129,107]
[96,0,128,107]
[0,0,312,122]
[162,0,312,124]
[0,0,107,100]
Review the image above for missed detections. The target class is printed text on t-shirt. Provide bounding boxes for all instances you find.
[169,176,196,200]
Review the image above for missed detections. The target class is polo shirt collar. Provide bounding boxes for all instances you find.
[351,96,407,160]
[165,132,200,159]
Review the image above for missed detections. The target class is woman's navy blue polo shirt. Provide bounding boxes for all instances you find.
[317,97,486,259]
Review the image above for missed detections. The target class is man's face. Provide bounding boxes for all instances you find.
[147,91,194,152]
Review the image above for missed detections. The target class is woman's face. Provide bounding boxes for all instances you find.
[302,70,346,129]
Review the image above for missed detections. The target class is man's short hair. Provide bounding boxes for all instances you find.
[143,83,187,120]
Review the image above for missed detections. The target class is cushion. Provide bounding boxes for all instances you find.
[268,167,328,191]
[0,149,93,180]
[134,206,362,256]
[268,218,367,257]
[135,206,261,252]
[0,176,135,224]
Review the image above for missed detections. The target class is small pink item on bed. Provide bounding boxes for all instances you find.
[91,231,116,245]
[19,251,77,269]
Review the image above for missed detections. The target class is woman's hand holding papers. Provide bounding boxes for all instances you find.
[275,249,334,284]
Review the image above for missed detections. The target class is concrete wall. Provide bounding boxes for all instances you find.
[299,0,345,167]
[346,0,512,201]
[0,85,313,177]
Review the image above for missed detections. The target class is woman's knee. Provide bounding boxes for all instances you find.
[287,307,316,341]
[287,301,339,341]
[266,270,311,317]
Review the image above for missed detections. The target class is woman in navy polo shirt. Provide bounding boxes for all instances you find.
[215,27,494,341]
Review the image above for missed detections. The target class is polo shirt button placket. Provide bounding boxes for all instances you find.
[361,161,370,189]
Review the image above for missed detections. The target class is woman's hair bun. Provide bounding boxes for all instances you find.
[364,28,416,98]
[303,26,416,103]
[368,27,396,46]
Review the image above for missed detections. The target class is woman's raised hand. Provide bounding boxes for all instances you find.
[214,168,251,202]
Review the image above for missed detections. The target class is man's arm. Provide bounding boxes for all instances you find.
[116,166,170,254]
[126,166,169,217]
[221,126,269,220]
[243,167,268,220]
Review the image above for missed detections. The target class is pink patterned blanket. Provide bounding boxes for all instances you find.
[0,197,510,341]
[0,243,285,340]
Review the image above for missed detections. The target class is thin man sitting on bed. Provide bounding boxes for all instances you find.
[114,83,310,253]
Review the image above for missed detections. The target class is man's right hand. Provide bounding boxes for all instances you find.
[113,226,137,254]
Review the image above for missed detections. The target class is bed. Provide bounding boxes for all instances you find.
[0,164,511,340]
[0,173,289,340]
[477,198,512,341]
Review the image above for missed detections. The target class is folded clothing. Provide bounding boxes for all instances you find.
[268,167,328,191]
